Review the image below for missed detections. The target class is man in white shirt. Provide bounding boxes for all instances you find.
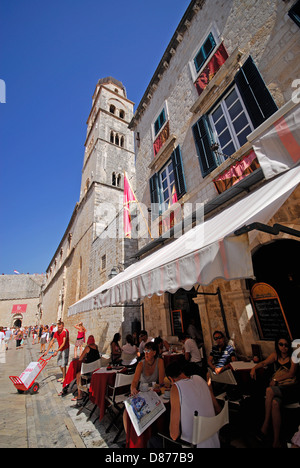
[138,330,154,356]
[4,327,12,351]
[178,332,202,363]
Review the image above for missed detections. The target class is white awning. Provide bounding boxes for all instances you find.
[68,166,300,316]
[248,100,300,180]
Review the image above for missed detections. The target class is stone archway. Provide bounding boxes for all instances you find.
[12,314,23,328]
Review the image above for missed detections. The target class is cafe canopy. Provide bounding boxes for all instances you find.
[68,165,300,317]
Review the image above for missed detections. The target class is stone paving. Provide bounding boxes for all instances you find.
[0,337,124,449]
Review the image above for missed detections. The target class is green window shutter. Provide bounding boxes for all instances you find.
[149,173,161,219]
[192,115,217,177]
[171,146,186,200]
[194,32,216,72]
[235,56,278,129]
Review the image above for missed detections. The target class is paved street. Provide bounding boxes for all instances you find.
[0,337,124,449]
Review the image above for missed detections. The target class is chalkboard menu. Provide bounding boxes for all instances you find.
[171,310,184,335]
[251,283,292,341]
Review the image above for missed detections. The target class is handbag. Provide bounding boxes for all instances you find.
[272,365,297,387]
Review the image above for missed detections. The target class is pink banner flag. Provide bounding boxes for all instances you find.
[12,304,27,314]
[123,173,137,239]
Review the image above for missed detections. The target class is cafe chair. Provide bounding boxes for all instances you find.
[208,368,246,406]
[76,359,101,421]
[158,399,229,448]
[105,372,134,443]
[208,368,238,386]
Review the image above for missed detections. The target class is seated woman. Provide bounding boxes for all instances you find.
[121,334,138,367]
[110,333,122,365]
[130,341,165,394]
[72,335,101,403]
[250,335,299,448]
[154,336,170,356]
[123,341,165,434]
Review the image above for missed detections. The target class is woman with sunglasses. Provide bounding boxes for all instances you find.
[130,341,165,395]
[250,335,299,447]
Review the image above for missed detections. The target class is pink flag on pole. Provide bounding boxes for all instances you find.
[123,173,136,239]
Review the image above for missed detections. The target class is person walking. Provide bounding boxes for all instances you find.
[15,328,23,349]
[4,327,12,351]
[0,327,5,352]
[40,325,49,354]
[43,321,70,383]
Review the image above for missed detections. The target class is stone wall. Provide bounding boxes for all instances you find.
[0,275,44,327]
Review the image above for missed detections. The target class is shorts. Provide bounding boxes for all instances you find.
[75,338,85,347]
[57,348,69,368]
[271,383,300,405]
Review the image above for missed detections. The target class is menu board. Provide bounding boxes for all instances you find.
[171,310,184,335]
[251,283,292,341]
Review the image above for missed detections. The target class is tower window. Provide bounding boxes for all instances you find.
[110,104,116,114]
[119,109,125,119]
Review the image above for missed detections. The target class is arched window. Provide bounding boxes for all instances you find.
[110,131,114,143]
[117,174,121,187]
[112,173,116,186]
[120,136,124,148]
[119,109,125,119]
[115,134,119,146]
[109,104,116,114]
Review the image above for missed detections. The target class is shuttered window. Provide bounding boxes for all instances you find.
[194,32,216,73]
[234,56,278,129]
[154,109,166,136]
[149,146,186,219]
[192,115,217,177]
[193,56,278,178]
[288,0,300,28]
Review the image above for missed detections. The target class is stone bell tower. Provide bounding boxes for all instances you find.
[80,77,136,239]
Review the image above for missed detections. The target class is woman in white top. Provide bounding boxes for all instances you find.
[166,361,220,448]
[121,334,138,366]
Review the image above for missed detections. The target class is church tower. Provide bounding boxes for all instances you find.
[42,77,139,348]
[80,77,136,239]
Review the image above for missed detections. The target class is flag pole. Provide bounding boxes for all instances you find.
[124,172,153,241]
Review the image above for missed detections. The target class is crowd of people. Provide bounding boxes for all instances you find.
[1,318,299,449]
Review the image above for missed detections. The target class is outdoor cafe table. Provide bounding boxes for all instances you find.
[162,351,184,368]
[88,367,119,421]
[125,393,170,448]
[63,358,82,388]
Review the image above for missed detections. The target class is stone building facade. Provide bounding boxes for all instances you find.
[0,274,45,327]
[41,78,140,354]
[127,0,300,359]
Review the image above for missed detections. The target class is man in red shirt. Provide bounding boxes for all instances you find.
[43,321,70,383]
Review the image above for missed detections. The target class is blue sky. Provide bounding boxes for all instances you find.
[0,0,190,274]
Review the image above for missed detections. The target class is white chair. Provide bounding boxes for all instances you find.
[105,372,134,442]
[76,359,101,421]
[121,351,137,367]
[159,400,229,448]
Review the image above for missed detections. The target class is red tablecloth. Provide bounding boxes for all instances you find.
[63,359,82,388]
[89,368,117,420]
[125,397,170,448]
[162,352,183,368]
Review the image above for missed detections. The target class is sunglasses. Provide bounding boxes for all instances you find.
[278,342,289,348]
[214,336,223,341]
